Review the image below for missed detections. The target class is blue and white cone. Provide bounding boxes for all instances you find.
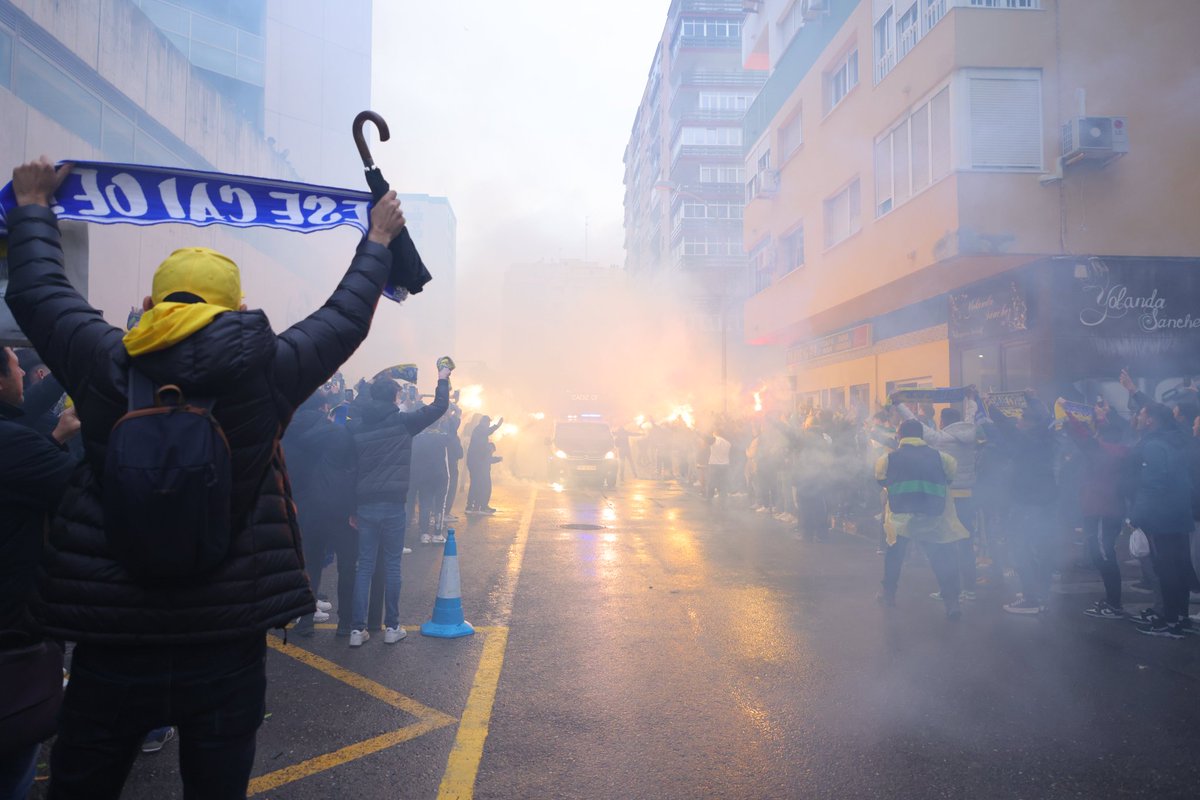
[420,529,475,638]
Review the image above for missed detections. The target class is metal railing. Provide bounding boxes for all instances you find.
[873,0,1039,85]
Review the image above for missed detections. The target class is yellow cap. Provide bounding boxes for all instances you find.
[151,248,242,310]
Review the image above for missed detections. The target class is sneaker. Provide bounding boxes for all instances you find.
[316,599,333,612]
[421,533,432,544]
[1177,618,1200,636]
[402,546,412,554]
[483,506,498,514]
[432,534,447,544]
[349,629,370,647]
[141,727,176,754]
[1137,622,1185,639]
[444,514,460,522]
[1002,599,1045,615]
[961,591,977,602]
[875,591,896,608]
[1127,608,1162,626]
[384,626,407,644]
[1083,601,1127,620]
[313,610,330,623]
[929,592,944,601]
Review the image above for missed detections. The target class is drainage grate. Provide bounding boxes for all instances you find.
[559,523,605,531]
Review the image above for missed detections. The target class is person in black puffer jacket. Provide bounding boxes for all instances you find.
[283,390,358,638]
[2,157,408,800]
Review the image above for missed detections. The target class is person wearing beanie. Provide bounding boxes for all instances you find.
[2,156,408,799]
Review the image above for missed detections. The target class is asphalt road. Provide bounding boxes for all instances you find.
[35,476,1200,799]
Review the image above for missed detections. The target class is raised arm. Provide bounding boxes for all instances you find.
[4,160,124,400]
[272,192,407,410]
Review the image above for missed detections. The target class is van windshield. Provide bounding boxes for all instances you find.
[555,422,613,451]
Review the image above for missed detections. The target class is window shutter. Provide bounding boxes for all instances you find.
[969,76,1042,169]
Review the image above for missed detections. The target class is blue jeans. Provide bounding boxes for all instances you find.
[352,502,406,630]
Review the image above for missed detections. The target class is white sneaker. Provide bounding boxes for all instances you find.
[349,629,370,647]
[420,533,432,544]
[402,546,412,554]
[432,534,447,544]
[316,599,332,612]
[313,610,330,623]
[384,626,407,644]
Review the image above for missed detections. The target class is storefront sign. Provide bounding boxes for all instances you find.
[787,324,872,365]
[1078,268,1200,332]
[948,281,1029,340]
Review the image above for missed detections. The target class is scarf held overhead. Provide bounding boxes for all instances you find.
[0,161,373,237]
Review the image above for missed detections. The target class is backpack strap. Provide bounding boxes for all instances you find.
[128,367,217,413]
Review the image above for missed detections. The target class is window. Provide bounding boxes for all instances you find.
[780,111,803,160]
[779,1,805,49]
[966,70,1042,170]
[873,9,894,84]
[681,126,743,146]
[825,49,859,113]
[699,164,744,184]
[679,235,743,257]
[681,17,741,38]
[874,86,951,216]
[970,0,1039,7]
[698,92,754,111]
[0,28,12,88]
[897,2,920,58]
[750,237,774,293]
[824,179,861,247]
[680,202,743,220]
[780,224,805,273]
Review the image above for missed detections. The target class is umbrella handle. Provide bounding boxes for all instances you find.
[352,111,390,169]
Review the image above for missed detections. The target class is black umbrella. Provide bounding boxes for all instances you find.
[353,111,432,298]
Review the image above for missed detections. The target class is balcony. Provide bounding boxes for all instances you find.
[672,67,766,90]
[875,0,1042,84]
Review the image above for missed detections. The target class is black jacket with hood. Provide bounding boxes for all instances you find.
[351,381,450,505]
[2,204,392,644]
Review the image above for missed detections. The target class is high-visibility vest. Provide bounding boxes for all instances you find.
[885,443,948,515]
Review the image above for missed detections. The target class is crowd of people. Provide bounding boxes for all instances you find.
[0,158,508,799]
[624,377,1200,632]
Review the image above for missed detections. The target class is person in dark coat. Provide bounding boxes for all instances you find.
[411,425,451,543]
[348,369,450,646]
[283,390,358,637]
[443,403,464,521]
[1065,410,1130,618]
[466,415,503,514]
[2,157,408,800]
[1127,402,1195,638]
[987,396,1059,616]
[0,346,79,800]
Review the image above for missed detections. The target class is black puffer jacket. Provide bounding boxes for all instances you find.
[3,205,392,644]
[352,381,450,505]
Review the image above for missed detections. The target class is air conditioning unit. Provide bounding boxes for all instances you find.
[801,0,830,20]
[1061,116,1129,165]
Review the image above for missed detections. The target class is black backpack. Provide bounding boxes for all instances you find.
[103,369,233,580]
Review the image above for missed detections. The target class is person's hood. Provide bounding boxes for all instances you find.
[131,310,275,395]
[359,397,400,426]
[939,421,979,444]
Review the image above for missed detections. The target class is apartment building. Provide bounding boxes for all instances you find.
[624,0,766,339]
[741,0,1200,412]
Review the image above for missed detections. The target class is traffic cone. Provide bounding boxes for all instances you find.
[420,529,475,638]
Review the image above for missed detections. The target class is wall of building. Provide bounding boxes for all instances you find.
[741,0,1200,409]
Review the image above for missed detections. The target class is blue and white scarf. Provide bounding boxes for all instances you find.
[0,161,373,238]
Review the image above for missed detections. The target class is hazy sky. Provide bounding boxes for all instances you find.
[370,1,670,276]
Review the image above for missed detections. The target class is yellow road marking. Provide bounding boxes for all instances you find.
[248,636,457,796]
[437,486,538,799]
